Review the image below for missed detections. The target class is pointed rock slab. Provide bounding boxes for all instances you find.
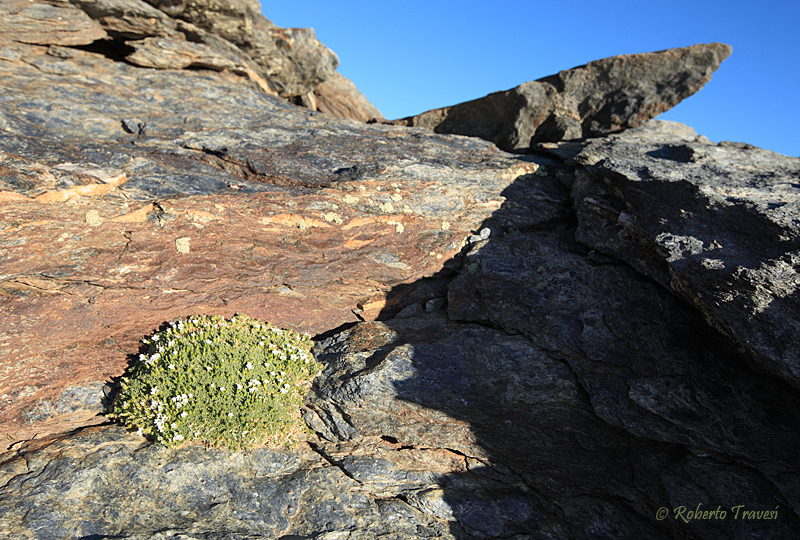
[0,42,529,450]
[390,43,731,152]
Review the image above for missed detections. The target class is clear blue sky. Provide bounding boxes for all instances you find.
[263,1,799,158]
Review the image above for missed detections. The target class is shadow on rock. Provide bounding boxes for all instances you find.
[306,127,800,539]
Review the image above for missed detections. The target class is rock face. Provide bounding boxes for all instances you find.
[0,38,520,448]
[314,71,386,122]
[0,0,380,119]
[1,6,799,540]
[390,43,732,152]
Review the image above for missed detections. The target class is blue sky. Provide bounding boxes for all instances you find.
[263,1,799,158]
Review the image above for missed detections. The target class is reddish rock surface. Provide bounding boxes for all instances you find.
[0,39,533,448]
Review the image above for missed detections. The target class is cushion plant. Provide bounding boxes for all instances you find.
[110,314,321,450]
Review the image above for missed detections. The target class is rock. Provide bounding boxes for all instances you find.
[313,71,385,122]
[124,35,245,70]
[567,120,800,389]
[143,0,339,98]
[0,0,107,47]
[389,43,732,152]
[1,0,376,116]
[0,39,526,449]
[2,9,800,537]
[69,0,178,39]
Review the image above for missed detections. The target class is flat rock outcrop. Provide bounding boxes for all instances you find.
[390,43,731,152]
[1,5,799,540]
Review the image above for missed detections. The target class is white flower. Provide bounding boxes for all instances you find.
[152,334,160,342]
[150,387,158,395]
[173,434,184,442]
[219,386,226,392]
[228,412,234,417]
[206,366,212,371]
[168,364,175,370]
[246,362,253,370]
[180,411,188,418]
[205,339,212,345]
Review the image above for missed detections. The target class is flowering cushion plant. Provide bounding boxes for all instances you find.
[110,314,321,450]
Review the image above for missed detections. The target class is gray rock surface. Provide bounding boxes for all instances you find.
[390,43,731,152]
[1,7,799,539]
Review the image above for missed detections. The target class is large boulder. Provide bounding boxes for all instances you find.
[390,43,732,152]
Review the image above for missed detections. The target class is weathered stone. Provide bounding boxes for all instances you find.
[0,425,452,539]
[69,0,178,39]
[566,120,800,388]
[143,0,274,46]
[142,0,339,98]
[2,7,799,537]
[390,43,732,152]
[0,0,107,47]
[313,71,385,122]
[0,41,526,449]
[124,35,245,70]
[306,312,800,538]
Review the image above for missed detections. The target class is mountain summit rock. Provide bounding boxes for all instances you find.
[390,43,732,152]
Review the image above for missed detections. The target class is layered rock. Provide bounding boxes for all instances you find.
[390,43,731,152]
[0,0,380,118]
[0,39,523,449]
[1,7,799,538]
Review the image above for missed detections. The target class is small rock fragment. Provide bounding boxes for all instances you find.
[175,237,191,253]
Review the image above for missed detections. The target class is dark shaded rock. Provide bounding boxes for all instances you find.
[390,43,732,152]
[563,120,800,389]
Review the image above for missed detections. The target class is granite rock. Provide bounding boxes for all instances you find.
[390,43,731,152]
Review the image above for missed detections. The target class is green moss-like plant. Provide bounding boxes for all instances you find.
[110,314,321,450]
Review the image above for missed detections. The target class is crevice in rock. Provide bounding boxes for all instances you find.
[71,39,137,63]
[187,150,323,190]
[305,441,363,485]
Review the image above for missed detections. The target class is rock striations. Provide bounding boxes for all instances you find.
[1,3,799,540]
